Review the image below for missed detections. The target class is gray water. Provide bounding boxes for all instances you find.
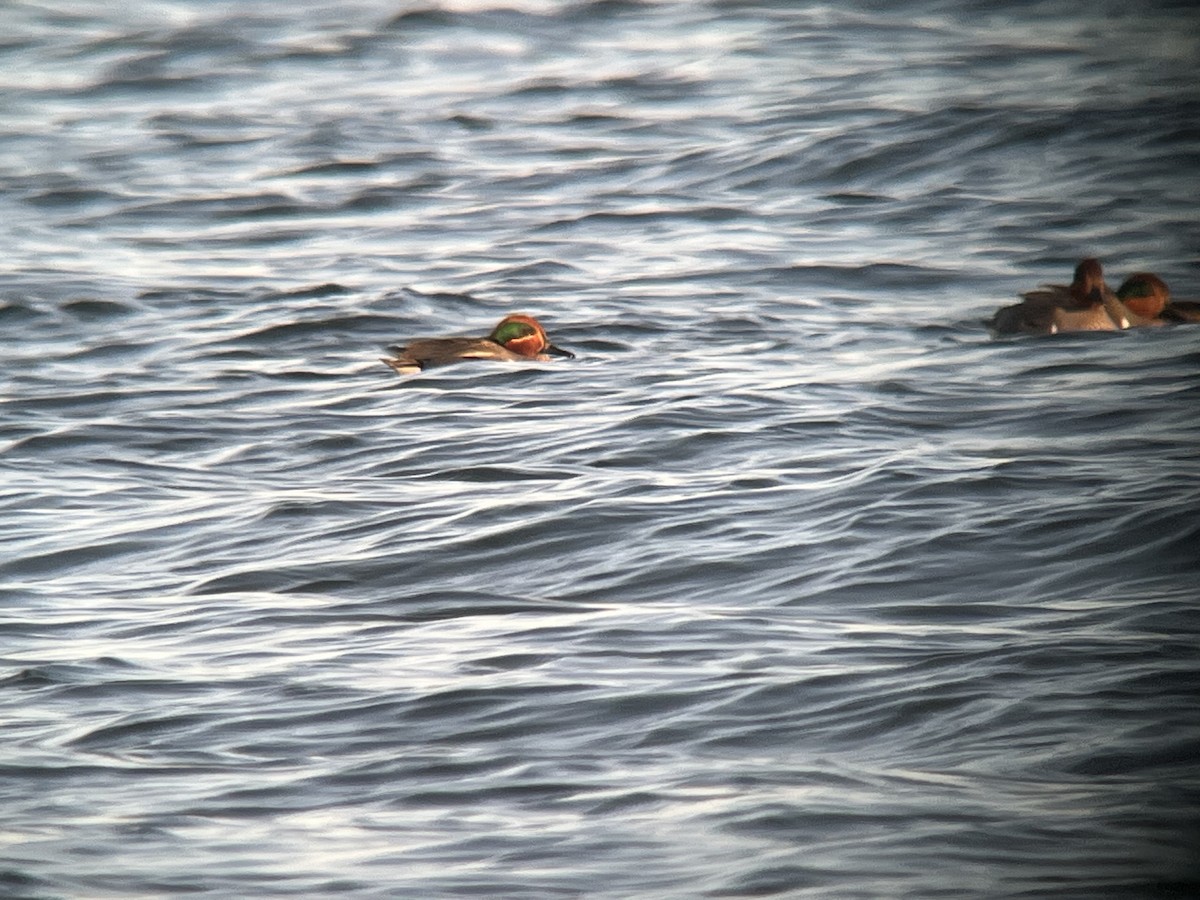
[3,1,1200,897]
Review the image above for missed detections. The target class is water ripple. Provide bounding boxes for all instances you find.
[3,0,1200,897]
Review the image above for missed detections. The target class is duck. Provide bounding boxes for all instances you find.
[1118,272,1200,325]
[381,314,574,374]
[990,258,1129,335]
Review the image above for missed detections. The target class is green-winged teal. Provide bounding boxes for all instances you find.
[991,258,1130,335]
[1116,272,1200,325]
[382,314,574,374]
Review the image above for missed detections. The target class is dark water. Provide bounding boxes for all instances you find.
[3,1,1200,897]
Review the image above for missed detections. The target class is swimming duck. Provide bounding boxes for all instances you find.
[381,314,574,374]
[991,258,1129,335]
[1118,272,1200,325]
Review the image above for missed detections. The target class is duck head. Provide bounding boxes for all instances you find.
[489,314,574,358]
[1116,273,1170,319]
[1069,258,1106,304]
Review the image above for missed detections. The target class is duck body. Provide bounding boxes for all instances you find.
[1162,300,1200,324]
[990,292,1122,335]
[382,314,573,374]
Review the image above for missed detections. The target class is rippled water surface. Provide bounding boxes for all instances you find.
[4,1,1200,897]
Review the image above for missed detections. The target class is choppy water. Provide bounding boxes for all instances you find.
[4,1,1200,897]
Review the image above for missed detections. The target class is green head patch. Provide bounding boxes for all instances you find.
[1118,279,1151,300]
[491,320,537,345]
